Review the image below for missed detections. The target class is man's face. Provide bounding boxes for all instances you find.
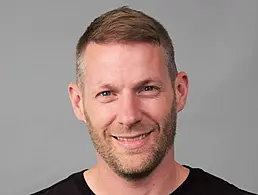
[81,43,177,180]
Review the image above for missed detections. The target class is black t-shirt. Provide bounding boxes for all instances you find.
[31,166,256,195]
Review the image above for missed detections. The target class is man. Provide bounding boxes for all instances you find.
[32,6,256,195]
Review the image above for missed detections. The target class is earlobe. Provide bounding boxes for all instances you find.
[175,72,189,113]
[68,82,85,122]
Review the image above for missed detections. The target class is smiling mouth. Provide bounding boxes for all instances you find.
[112,131,152,141]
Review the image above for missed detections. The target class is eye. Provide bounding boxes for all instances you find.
[143,86,155,91]
[100,91,111,97]
[139,86,160,97]
[96,90,117,103]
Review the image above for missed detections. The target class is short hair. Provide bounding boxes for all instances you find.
[76,6,178,90]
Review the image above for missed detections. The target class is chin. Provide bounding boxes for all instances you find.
[111,153,161,181]
[114,165,156,181]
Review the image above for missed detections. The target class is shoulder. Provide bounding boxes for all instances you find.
[186,166,256,195]
[30,170,86,195]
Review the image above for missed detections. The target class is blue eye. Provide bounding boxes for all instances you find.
[100,91,111,96]
[96,90,117,103]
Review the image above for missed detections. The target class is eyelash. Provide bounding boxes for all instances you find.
[140,86,157,92]
[99,91,112,97]
[98,86,159,97]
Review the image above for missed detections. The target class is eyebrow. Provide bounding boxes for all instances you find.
[133,78,163,90]
[91,83,120,96]
[94,78,164,92]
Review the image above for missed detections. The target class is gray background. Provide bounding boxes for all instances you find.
[1,1,257,194]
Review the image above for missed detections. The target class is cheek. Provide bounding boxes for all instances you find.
[141,95,174,122]
[86,103,117,130]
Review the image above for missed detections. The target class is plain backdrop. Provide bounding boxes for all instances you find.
[1,1,258,195]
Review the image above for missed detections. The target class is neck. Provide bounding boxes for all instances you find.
[84,147,189,195]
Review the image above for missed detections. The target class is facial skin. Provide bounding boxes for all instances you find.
[69,43,189,182]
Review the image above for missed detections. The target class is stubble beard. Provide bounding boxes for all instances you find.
[84,101,177,181]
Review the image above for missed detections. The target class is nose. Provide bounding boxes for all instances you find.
[117,92,142,128]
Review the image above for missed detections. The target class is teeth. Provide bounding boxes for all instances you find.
[117,133,148,141]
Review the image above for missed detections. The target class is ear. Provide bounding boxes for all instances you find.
[174,72,189,113]
[68,82,85,122]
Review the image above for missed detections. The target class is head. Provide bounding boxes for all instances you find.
[69,6,188,181]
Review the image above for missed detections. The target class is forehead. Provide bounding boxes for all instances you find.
[83,42,169,87]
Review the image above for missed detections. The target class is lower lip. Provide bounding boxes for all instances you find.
[113,133,152,150]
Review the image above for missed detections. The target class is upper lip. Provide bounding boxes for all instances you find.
[112,131,152,139]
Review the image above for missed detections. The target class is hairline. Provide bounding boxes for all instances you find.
[76,41,177,92]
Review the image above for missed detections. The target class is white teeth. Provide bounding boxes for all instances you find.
[117,133,148,141]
